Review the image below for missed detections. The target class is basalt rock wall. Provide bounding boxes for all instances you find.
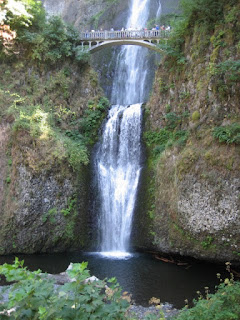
[137,2,240,262]
[0,62,103,254]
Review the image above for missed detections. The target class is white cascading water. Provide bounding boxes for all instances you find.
[95,0,162,257]
[111,0,151,105]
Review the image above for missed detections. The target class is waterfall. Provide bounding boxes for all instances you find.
[111,0,151,105]
[156,0,162,18]
[94,0,162,257]
[95,104,142,255]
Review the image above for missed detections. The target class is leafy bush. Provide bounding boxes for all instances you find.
[144,129,171,146]
[213,123,240,144]
[19,15,90,65]
[0,258,130,320]
[165,112,181,130]
[65,138,89,169]
[1,1,90,65]
[213,60,240,83]
[144,129,189,157]
[175,277,240,320]
[78,97,110,144]
[61,197,77,217]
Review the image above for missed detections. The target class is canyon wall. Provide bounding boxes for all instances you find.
[138,1,240,262]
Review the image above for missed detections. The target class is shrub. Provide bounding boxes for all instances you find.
[78,97,109,144]
[214,60,240,83]
[1,1,90,65]
[144,129,171,146]
[0,258,130,319]
[175,276,240,320]
[165,112,182,130]
[144,129,189,157]
[213,123,240,144]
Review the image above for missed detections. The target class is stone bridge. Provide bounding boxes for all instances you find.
[79,29,169,53]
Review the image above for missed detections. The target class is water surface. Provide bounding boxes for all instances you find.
[0,252,226,308]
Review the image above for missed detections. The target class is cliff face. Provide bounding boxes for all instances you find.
[42,0,129,31]
[143,2,240,262]
[0,61,104,254]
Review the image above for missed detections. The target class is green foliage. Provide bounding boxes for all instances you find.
[61,197,77,217]
[66,138,89,169]
[180,0,230,27]
[175,277,240,320]
[1,1,90,65]
[210,30,226,48]
[19,15,90,65]
[0,258,130,319]
[0,0,40,30]
[2,87,109,171]
[78,97,110,144]
[157,39,186,68]
[159,0,239,68]
[201,236,214,249]
[42,208,57,224]
[165,112,181,130]
[144,128,189,157]
[5,176,11,184]
[213,60,240,83]
[144,129,171,146]
[213,123,240,145]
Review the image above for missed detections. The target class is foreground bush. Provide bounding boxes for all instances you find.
[0,258,130,319]
[175,270,240,320]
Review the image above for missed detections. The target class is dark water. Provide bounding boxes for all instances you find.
[0,251,227,308]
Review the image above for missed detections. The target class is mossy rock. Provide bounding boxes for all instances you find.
[192,111,200,122]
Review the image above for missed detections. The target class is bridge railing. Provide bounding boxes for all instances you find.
[79,29,170,41]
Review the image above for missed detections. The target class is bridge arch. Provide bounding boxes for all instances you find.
[86,39,164,53]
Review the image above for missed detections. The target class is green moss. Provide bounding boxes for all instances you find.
[169,222,198,246]
[201,236,214,249]
[177,148,198,176]
[5,176,11,184]
[192,111,200,122]
[42,208,57,224]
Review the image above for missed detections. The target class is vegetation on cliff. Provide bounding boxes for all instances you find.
[0,0,108,170]
[144,0,240,262]
[0,0,109,254]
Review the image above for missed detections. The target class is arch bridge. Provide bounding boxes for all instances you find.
[79,29,169,53]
